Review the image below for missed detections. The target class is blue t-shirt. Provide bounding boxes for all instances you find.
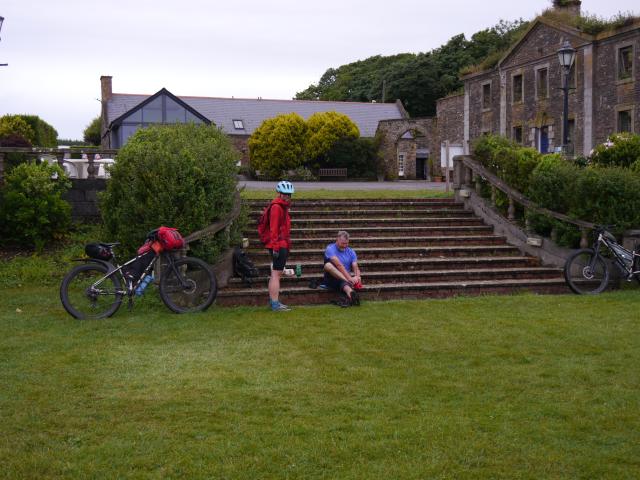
[324,243,357,271]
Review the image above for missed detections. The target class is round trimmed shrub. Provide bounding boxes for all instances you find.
[248,113,307,178]
[590,132,640,168]
[0,162,71,250]
[100,123,239,257]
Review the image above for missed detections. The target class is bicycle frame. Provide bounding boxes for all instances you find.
[593,229,640,279]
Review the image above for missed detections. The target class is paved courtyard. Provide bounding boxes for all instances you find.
[238,179,448,191]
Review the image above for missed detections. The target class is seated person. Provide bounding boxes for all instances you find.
[322,230,362,305]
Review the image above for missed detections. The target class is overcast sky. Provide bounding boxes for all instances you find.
[0,0,637,140]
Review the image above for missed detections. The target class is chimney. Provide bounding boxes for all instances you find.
[100,75,113,102]
[553,0,581,17]
[100,76,112,148]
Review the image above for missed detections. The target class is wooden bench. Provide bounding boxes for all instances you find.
[318,168,347,178]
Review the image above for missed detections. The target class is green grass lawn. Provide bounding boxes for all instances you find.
[241,188,453,200]
[1,281,639,478]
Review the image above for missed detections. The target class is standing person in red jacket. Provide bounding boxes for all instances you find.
[266,180,294,311]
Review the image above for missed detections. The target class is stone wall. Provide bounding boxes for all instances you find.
[375,119,435,179]
[436,93,465,172]
[592,31,640,146]
[63,179,107,221]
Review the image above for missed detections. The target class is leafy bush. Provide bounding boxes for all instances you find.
[287,166,317,181]
[305,112,359,166]
[0,115,35,144]
[572,167,640,236]
[83,116,102,146]
[323,137,381,178]
[0,162,71,250]
[527,155,580,244]
[100,123,239,259]
[472,134,542,192]
[590,132,640,169]
[248,113,307,178]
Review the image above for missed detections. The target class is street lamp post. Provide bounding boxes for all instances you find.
[0,16,7,67]
[557,40,576,152]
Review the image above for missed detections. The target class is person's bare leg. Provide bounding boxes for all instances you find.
[269,270,282,302]
[324,262,350,283]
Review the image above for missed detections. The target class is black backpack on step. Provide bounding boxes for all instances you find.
[233,248,259,286]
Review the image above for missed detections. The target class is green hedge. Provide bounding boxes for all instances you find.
[100,123,240,261]
[0,162,71,250]
[472,134,640,246]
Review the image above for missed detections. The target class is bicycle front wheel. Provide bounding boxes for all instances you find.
[159,257,217,313]
[564,249,610,294]
[60,263,123,319]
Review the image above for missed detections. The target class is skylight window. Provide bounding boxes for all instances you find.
[233,120,244,130]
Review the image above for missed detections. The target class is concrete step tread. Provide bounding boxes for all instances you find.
[247,244,519,255]
[248,216,481,224]
[227,266,562,284]
[249,255,539,268]
[218,277,567,297]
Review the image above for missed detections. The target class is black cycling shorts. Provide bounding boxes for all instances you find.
[269,248,289,271]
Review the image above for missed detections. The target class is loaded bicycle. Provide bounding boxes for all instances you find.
[564,225,640,294]
[60,227,217,319]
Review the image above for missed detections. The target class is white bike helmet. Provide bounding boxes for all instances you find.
[276,180,295,195]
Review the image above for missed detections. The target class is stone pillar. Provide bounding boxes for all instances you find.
[499,70,507,137]
[583,45,594,155]
[463,87,470,154]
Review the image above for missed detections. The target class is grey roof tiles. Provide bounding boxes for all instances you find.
[107,92,405,137]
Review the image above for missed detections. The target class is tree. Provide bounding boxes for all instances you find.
[0,114,58,147]
[83,116,102,146]
[248,113,307,177]
[0,115,35,145]
[295,19,528,117]
[100,123,239,256]
[305,112,360,165]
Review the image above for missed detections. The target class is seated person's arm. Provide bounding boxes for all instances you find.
[351,261,361,284]
[329,256,352,283]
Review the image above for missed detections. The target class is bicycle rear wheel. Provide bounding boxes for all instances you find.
[60,263,123,319]
[159,256,217,313]
[564,248,610,294]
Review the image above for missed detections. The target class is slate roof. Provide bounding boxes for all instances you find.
[107,92,407,137]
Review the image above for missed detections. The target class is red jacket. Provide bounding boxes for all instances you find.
[266,197,291,250]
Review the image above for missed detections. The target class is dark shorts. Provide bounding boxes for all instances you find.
[322,273,349,292]
[323,259,350,292]
[269,248,289,271]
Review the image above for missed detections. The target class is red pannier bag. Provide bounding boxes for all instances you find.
[156,226,185,251]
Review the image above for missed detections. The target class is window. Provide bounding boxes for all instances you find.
[142,97,162,123]
[618,45,633,80]
[536,68,548,99]
[397,153,405,176]
[512,125,523,144]
[233,120,245,130]
[482,82,491,109]
[512,74,523,103]
[618,110,633,132]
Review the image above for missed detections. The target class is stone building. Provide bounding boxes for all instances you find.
[459,1,639,156]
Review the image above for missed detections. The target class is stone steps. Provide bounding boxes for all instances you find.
[217,278,569,306]
[246,255,544,275]
[250,208,474,218]
[285,225,494,238]
[227,267,562,289]
[245,234,507,249]
[250,217,487,228]
[216,198,567,307]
